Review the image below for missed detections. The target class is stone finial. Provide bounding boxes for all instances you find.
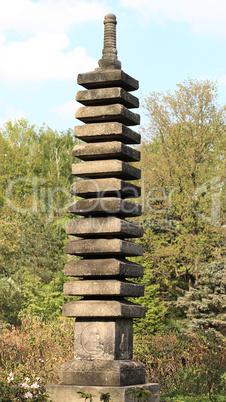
[98,13,121,69]
[102,14,117,60]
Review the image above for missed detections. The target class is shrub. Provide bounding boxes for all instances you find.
[133,327,226,399]
[0,372,49,401]
[0,315,74,384]
[1,317,225,400]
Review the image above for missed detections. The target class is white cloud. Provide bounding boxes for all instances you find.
[121,0,226,37]
[0,108,28,128]
[0,0,109,83]
[53,100,80,119]
[0,34,96,83]
[0,0,109,34]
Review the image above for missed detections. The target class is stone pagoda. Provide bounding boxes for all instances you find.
[47,13,160,402]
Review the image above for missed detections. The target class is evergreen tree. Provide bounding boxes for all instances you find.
[170,249,226,336]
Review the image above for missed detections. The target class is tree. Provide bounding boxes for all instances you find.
[0,119,76,217]
[0,212,68,324]
[171,247,226,336]
[16,213,67,283]
[139,79,226,328]
[0,277,24,325]
[38,125,75,187]
[0,119,76,324]
[129,254,167,335]
[0,120,40,212]
[20,270,66,322]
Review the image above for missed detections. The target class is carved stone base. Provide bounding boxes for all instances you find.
[60,359,146,386]
[47,383,160,402]
[73,319,133,361]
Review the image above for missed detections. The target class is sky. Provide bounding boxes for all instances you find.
[1,0,226,133]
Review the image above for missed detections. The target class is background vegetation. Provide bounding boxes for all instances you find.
[0,79,225,400]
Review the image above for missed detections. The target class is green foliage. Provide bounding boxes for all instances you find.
[19,271,66,321]
[0,119,75,214]
[0,212,68,324]
[0,118,78,325]
[99,392,111,401]
[134,327,226,398]
[0,120,39,203]
[0,316,74,384]
[77,391,96,401]
[128,258,167,335]
[0,278,24,326]
[0,317,225,400]
[127,386,151,401]
[170,254,226,336]
[161,395,226,401]
[14,212,67,283]
[0,373,50,401]
[139,79,226,329]
[0,217,22,281]
[38,124,75,187]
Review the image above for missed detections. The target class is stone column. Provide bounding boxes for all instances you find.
[47,13,160,402]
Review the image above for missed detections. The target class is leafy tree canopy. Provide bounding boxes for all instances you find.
[138,79,225,332]
[0,119,77,324]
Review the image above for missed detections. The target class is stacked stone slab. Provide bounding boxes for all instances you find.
[47,13,160,402]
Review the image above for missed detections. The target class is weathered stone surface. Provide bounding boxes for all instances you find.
[77,69,139,91]
[98,57,121,70]
[65,238,143,257]
[76,87,139,108]
[60,359,145,386]
[62,300,145,318]
[75,104,140,126]
[72,141,140,162]
[47,383,160,402]
[48,12,160,402]
[63,279,144,297]
[68,197,142,217]
[74,122,141,144]
[71,160,141,180]
[70,178,141,198]
[64,258,143,278]
[97,13,120,70]
[66,217,143,238]
[73,319,133,360]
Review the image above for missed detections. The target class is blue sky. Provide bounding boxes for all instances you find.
[1,0,226,133]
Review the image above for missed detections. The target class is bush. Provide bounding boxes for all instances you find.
[0,317,225,400]
[0,315,74,385]
[134,327,226,399]
[0,277,24,326]
[161,395,226,401]
[0,372,49,401]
